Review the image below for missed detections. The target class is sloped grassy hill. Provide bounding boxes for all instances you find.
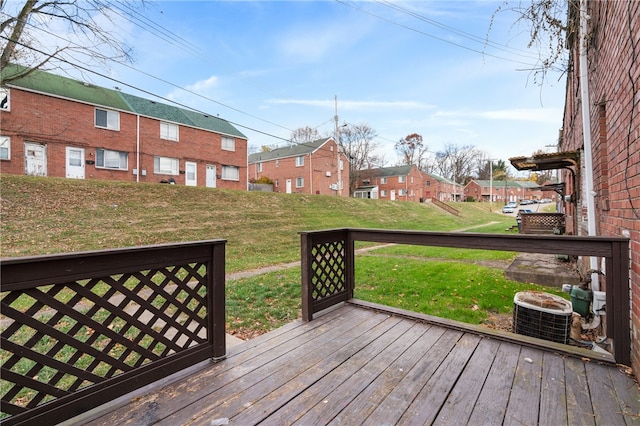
[1,175,508,272]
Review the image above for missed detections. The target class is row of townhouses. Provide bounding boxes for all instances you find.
[1,65,248,190]
[0,64,549,206]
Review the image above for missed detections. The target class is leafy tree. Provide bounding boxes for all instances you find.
[1,0,144,82]
[395,133,428,169]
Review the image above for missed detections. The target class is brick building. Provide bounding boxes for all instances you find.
[510,3,639,379]
[423,172,460,202]
[247,138,350,196]
[463,179,547,203]
[557,1,639,379]
[356,165,426,202]
[0,65,247,189]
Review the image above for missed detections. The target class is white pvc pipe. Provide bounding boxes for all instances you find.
[579,0,600,290]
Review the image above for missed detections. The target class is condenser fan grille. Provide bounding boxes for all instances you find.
[513,291,573,344]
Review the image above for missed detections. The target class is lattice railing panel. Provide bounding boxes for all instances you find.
[0,262,208,418]
[520,213,566,234]
[310,241,346,302]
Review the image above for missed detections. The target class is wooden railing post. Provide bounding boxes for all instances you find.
[211,242,226,361]
[606,240,631,366]
[301,232,313,321]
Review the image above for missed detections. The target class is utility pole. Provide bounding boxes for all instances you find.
[334,95,342,196]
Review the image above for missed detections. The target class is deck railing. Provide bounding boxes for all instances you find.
[300,228,630,365]
[0,240,226,426]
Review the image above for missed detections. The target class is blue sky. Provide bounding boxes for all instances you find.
[38,1,567,168]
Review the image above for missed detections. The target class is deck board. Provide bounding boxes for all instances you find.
[85,303,640,426]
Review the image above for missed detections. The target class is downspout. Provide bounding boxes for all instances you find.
[579,0,600,290]
[136,114,140,183]
[309,153,313,194]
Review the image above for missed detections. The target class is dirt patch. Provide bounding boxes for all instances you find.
[483,312,513,332]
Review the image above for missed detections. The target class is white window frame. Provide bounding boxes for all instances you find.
[0,87,10,111]
[154,156,179,175]
[160,122,179,141]
[296,177,304,188]
[296,156,304,167]
[380,189,387,197]
[257,163,262,172]
[222,136,235,151]
[380,177,387,184]
[96,148,128,170]
[399,189,407,196]
[0,136,10,160]
[398,176,406,183]
[95,108,120,130]
[222,165,240,181]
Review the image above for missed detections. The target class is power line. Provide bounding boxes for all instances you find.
[335,0,540,67]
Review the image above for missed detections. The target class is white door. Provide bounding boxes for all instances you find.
[24,142,47,176]
[390,190,396,201]
[185,161,197,186]
[206,164,217,188]
[66,147,85,179]
[286,179,292,194]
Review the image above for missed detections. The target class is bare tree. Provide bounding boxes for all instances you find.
[395,133,428,169]
[338,123,379,193]
[1,0,142,82]
[290,126,321,145]
[434,144,483,184]
[489,0,577,85]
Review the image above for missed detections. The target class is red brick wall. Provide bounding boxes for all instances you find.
[248,140,349,196]
[359,166,426,202]
[560,1,640,377]
[0,88,247,190]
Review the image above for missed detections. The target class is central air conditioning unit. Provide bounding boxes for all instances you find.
[513,291,573,344]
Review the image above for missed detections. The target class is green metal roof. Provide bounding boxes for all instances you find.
[471,179,539,188]
[3,64,131,111]
[248,138,332,163]
[2,64,246,139]
[363,165,415,177]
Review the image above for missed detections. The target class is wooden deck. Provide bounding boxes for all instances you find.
[83,302,640,426]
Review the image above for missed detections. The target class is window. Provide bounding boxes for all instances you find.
[399,189,407,196]
[411,177,414,183]
[96,149,127,170]
[222,165,239,180]
[0,136,10,160]
[296,156,304,167]
[380,190,387,197]
[257,163,262,172]
[296,177,304,187]
[222,136,235,151]
[275,160,279,168]
[154,156,179,175]
[0,87,9,111]
[426,181,431,187]
[398,176,406,183]
[380,177,387,184]
[275,179,279,187]
[95,108,120,130]
[160,122,179,141]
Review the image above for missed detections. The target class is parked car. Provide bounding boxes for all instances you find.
[519,199,533,205]
[502,205,515,214]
